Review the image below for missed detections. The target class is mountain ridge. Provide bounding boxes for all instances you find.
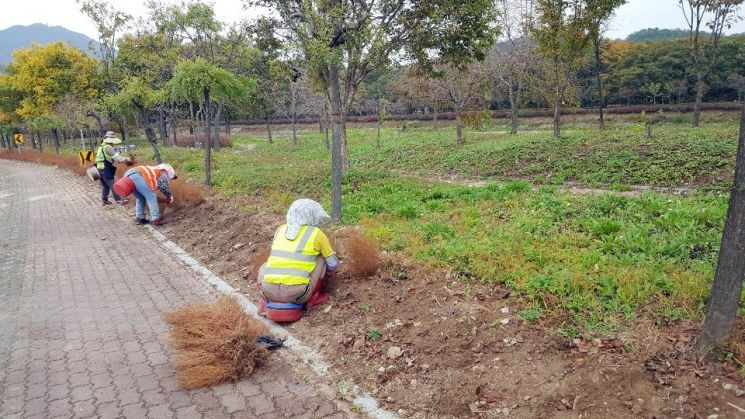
[0,23,100,70]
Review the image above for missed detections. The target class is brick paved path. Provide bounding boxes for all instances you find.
[0,161,352,419]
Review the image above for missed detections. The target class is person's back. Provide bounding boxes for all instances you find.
[258,199,339,306]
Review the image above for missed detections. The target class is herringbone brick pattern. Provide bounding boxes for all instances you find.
[0,160,350,419]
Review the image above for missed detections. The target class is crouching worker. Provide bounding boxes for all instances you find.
[112,163,177,226]
[258,199,339,319]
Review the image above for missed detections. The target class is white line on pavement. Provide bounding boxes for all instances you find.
[144,225,397,419]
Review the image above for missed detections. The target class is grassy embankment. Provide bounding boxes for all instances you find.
[10,112,738,333]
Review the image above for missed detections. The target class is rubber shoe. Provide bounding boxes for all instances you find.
[102,201,111,206]
[115,199,129,205]
[306,291,329,309]
[136,218,150,225]
[152,217,166,226]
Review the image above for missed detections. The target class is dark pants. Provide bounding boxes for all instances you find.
[98,165,121,203]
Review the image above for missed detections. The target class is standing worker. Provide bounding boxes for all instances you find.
[258,199,340,311]
[112,163,177,226]
[94,131,131,206]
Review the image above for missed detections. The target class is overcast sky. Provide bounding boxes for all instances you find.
[2,0,745,41]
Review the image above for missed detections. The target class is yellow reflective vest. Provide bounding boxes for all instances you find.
[263,224,321,285]
[94,144,112,169]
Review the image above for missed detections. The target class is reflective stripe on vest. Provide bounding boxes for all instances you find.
[94,144,112,169]
[263,224,320,285]
[135,166,162,191]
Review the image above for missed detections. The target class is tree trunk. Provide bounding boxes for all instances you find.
[137,104,162,164]
[88,112,104,134]
[377,118,382,149]
[328,65,344,223]
[157,106,168,146]
[198,107,205,149]
[189,101,198,147]
[595,38,605,130]
[432,101,438,131]
[291,81,298,145]
[171,106,178,147]
[265,111,273,144]
[693,71,704,127]
[120,116,128,142]
[53,129,61,154]
[213,102,223,152]
[323,103,330,150]
[324,125,330,151]
[508,81,519,135]
[553,62,562,140]
[455,107,463,145]
[36,131,42,152]
[696,104,745,356]
[203,89,213,192]
[341,117,349,171]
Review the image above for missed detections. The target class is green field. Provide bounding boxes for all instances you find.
[121,116,741,331]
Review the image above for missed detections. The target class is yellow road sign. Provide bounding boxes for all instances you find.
[13,134,24,145]
[79,150,94,165]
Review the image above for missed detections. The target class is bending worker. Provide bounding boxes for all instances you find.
[258,199,339,308]
[112,163,177,226]
[94,131,131,206]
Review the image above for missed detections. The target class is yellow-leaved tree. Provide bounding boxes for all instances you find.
[6,42,100,120]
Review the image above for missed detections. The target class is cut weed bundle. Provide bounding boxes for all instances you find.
[336,228,381,277]
[165,296,269,389]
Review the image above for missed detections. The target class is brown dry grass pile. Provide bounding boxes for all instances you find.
[0,149,88,176]
[173,134,232,148]
[335,228,381,277]
[168,177,205,208]
[165,296,269,390]
[251,247,271,280]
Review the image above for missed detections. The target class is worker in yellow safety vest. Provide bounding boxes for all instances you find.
[258,199,339,308]
[93,131,132,206]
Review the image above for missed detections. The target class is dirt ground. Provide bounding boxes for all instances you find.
[160,197,745,418]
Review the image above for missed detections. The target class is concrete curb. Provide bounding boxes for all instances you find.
[144,225,397,419]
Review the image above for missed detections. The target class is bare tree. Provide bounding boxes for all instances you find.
[270,65,304,145]
[531,0,593,139]
[390,69,443,130]
[588,0,627,130]
[492,0,537,134]
[680,0,743,127]
[430,62,491,144]
[728,73,745,102]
